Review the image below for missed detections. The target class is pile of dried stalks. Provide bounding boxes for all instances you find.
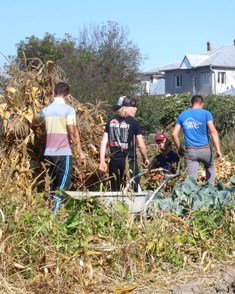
[197,159,235,185]
[0,59,106,199]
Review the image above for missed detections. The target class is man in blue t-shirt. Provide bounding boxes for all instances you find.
[172,95,222,186]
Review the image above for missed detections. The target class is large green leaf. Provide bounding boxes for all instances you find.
[147,177,235,216]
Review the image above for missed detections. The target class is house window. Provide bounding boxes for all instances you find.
[175,75,182,88]
[201,73,209,85]
[218,72,226,84]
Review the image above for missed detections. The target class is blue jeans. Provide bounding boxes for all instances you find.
[184,146,215,186]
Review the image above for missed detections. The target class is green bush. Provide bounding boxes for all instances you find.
[137,94,235,135]
[136,94,235,161]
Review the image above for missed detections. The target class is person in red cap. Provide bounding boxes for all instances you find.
[148,133,179,174]
[99,95,149,191]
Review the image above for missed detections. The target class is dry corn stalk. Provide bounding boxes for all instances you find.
[0,58,106,200]
[197,159,235,185]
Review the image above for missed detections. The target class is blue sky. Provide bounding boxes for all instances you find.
[1,0,235,71]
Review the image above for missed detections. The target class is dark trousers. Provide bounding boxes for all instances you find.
[109,157,139,192]
[44,155,73,191]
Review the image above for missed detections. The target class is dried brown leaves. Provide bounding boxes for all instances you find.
[0,58,106,199]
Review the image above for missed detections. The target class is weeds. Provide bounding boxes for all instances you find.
[0,181,235,292]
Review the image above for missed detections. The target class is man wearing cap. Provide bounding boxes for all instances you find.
[149,133,179,174]
[99,95,149,191]
[171,95,222,186]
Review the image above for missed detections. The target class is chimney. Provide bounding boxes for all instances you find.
[234,39,235,46]
[207,41,213,51]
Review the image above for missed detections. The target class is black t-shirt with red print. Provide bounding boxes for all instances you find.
[105,116,143,160]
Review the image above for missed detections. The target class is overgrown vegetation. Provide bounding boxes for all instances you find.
[0,188,235,293]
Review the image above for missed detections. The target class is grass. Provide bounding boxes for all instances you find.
[0,131,234,293]
[0,190,235,293]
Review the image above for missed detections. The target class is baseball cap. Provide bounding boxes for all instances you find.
[155,133,167,142]
[113,96,137,111]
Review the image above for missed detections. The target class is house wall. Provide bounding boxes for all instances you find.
[165,70,192,94]
[165,69,212,95]
[193,68,212,95]
[165,68,235,95]
[139,73,165,95]
[212,69,235,94]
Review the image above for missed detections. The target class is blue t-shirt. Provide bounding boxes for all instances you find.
[176,108,213,147]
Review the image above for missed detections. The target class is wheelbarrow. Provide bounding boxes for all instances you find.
[65,170,180,216]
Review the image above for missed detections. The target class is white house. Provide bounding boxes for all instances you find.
[142,40,235,96]
[139,68,165,95]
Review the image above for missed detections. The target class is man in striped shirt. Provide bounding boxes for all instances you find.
[33,82,86,208]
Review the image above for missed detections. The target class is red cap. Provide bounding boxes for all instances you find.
[155,133,167,142]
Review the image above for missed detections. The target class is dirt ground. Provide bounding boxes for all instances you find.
[132,264,235,294]
[1,261,235,294]
[54,261,235,294]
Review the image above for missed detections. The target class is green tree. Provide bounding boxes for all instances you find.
[15,22,143,112]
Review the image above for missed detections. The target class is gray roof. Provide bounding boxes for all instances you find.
[141,67,161,74]
[160,44,235,71]
[149,79,165,95]
[159,62,181,71]
[198,45,235,67]
[220,87,235,96]
[181,54,206,68]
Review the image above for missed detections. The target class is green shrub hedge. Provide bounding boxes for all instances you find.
[137,94,235,136]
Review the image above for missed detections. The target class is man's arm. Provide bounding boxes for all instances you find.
[99,132,108,173]
[207,121,222,162]
[136,134,149,166]
[171,124,184,156]
[67,124,86,160]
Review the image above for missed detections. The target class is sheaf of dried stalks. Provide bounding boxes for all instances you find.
[0,58,106,199]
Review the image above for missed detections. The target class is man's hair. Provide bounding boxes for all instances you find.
[54,82,70,97]
[191,95,204,105]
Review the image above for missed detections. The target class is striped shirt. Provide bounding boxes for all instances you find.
[38,97,76,156]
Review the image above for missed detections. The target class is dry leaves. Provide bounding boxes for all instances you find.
[0,58,106,199]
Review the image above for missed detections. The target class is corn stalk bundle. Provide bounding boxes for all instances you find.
[67,98,107,190]
[197,160,235,185]
[0,59,106,200]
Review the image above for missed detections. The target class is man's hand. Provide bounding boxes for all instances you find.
[178,147,185,157]
[143,157,150,166]
[99,161,108,173]
[78,151,87,162]
[217,150,223,162]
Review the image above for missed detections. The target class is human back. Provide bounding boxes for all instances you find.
[177,107,213,147]
[32,82,86,212]
[99,95,149,191]
[41,102,76,156]
[172,94,222,186]
[106,115,142,160]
